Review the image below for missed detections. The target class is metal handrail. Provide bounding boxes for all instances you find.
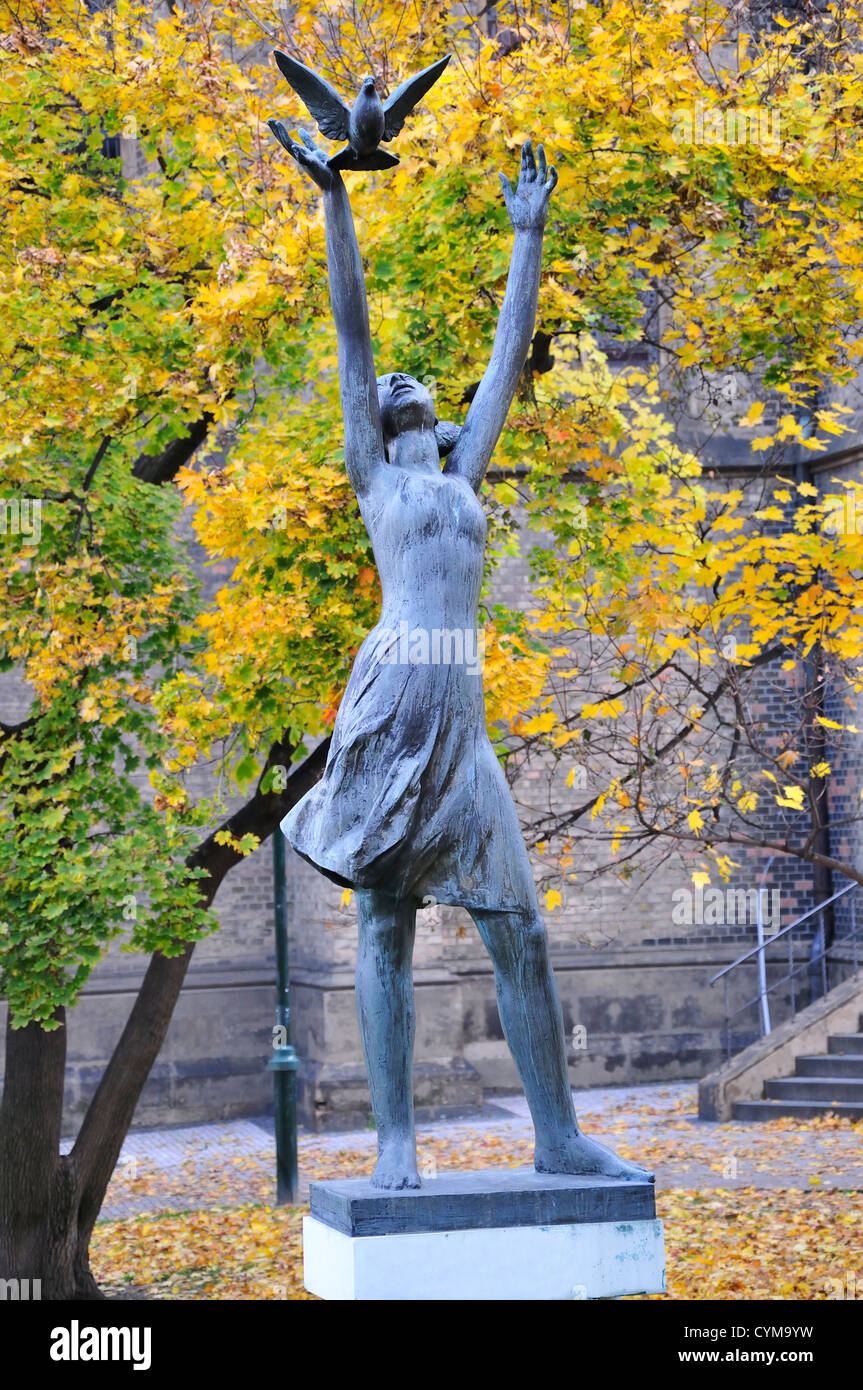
[709,875,863,1062]
[709,878,857,985]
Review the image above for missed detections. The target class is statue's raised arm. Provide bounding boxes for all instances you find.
[274,128,385,498]
[445,141,557,493]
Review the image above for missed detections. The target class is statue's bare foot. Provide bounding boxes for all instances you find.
[371,1139,421,1190]
[535,1132,654,1184]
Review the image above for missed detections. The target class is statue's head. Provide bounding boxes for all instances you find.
[377,373,460,459]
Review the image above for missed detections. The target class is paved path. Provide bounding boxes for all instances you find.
[96,1082,863,1221]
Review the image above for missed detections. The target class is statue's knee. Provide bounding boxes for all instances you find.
[357,893,414,958]
[482,907,547,962]
[521,910,549,951]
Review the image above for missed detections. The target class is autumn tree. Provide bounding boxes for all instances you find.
[0,0,347,1298]
[2,0,863,1297]
[497,5,863,926]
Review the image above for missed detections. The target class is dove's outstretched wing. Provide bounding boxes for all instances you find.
[381,54,450,142]
[273,50,351,143]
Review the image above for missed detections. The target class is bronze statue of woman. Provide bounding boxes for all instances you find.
[281,128,650,1190]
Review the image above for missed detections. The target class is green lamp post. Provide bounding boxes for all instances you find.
[269,826,299,1204]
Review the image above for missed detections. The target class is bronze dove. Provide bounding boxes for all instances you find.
[268,50,451,172]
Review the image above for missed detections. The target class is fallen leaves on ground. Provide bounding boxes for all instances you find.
[640,1187,863,1300]
[90,1185,863,1301]
[94,1204,311,1301]
[91,1086,862,1298]
[101,1094,863,1220]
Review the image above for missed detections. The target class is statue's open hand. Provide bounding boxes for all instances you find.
[499,141,558,231]
[268,122,335,192]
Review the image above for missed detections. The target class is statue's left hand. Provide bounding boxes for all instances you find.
[499,140,558,232]
[268,122,335,192]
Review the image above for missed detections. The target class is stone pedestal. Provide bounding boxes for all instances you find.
[303,1169,666,1300]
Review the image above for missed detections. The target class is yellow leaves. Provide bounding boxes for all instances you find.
[776,413,803,442]
[212,829,260,856]
[581,698,625,720]
[750,434,776,454]
[493,481,520,507]
[687,809,705,835]
[816,716,859,733]
[191,267,282,331]
[738,401,765,427]
[775,785,805,810]
[79,695,101,723]
[484,630,550,734]
[776,749,799,770]
[710,514,744,534]
[153,784,189,814]
[93,1202,312,1302]
[545,889,562,912]
[521,711,557,735]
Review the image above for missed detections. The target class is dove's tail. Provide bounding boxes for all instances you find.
[328,145,400,172]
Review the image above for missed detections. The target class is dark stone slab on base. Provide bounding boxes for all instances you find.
[309,1167,656,1237]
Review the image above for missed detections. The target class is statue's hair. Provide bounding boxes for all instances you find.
[377,373,461,459]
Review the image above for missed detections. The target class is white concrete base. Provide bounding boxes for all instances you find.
[303,1215,666,1300]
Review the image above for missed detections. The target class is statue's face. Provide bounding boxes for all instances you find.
[377,373,435,446]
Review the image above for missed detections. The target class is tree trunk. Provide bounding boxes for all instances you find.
[0,739,329,1298]
[0,1010,89,1298]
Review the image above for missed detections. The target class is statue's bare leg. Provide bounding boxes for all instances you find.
[469,906,653,1183]
[355,887,420,1189]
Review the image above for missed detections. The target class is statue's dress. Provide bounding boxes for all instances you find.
[282,465,537,911]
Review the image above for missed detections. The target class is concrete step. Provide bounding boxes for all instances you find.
[733,1098,863,1122]
[828,1033,863,1055]
[765,1076,863,1103]
[795,1054,863,1078]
